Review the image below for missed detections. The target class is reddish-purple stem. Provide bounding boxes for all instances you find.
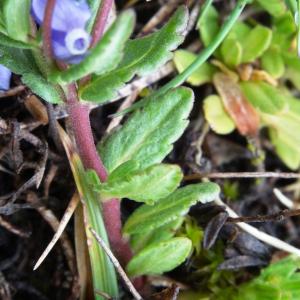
[42,0,56,60]
[42,0,133,267]
[91,0,114,47]
[66,86,107,179]
[67,86,133,267]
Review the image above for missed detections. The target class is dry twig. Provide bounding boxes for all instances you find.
[227,209,300,223]
[139,0,185,36]
[27,192,77,274]
[0,216,30,238]
[185,171,300,180]
[33,193,80,271]
[215,197,300,256]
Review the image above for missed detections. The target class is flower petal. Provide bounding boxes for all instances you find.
[0,65,12,91]
[31,0,91,31]
[52,30,90,63]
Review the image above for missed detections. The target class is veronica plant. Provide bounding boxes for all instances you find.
[0,0,249,298]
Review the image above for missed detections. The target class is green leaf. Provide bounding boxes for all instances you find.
[263,111,300,158]
[97,164,183,204]
[80,6,188,103]
[271,13,296,51]
[256,0,286,16]
[283,52,300,89]
[240,25,272,63]
[260,255,300,279]
[22,73,63,104]
[231,256,300,300]
[273,11,296,37]
[126,237,192,276]
[2,0,31,42]
[269,128,300,170]
[50,11,135,84]
[221,38,243,67]
[261,47,285,78]
[240,81,286,114]
[107,160,141,182]
[227,21,251,43]
[197,5,220,47]
[0,47,62,104]
[98,87,194,173]
[288,96,300,120]
[173,50,216,86]
[183,217,203,255]
[123,183,220,235]
[130,218,183,253]
[203,95,236,135]
[0,32,35,49]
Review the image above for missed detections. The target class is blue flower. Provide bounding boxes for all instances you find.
[0,65,12,91]
[31,0,92,64]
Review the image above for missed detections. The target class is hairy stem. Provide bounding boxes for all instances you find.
[91,0,114,47]
[67,86,107,180]
[67,85,132,266]
[42,0,56,62]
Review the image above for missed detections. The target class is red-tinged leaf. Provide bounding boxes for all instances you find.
[213,73,260,136]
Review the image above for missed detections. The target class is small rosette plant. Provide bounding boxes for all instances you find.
[174,0,300,170]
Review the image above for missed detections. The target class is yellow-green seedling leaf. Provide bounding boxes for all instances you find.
[271,13,296,52]
[240,25,272,63]
[288,96,300,122]
[130,218,183,253]
[269,114,300,144]
[240,81,286,114]
[50,11,135,84]
[227,21,251,43]
[221,38,243,67]
[197,5,220,47]
[261,47,285,78]
[203,95,236,135]
[0,46,62,104]
[273,11,296,37]
[256,0,286,16]
[3,0,31,42]
[123,183,220,235]
[269,129,300,170]
[263,112,300,152]
[173,50,216,86]
[80,6,188,103]
[98,87,194,173]
[126,237,192,277]
[96,164,183,204]
[283,52,300,90]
